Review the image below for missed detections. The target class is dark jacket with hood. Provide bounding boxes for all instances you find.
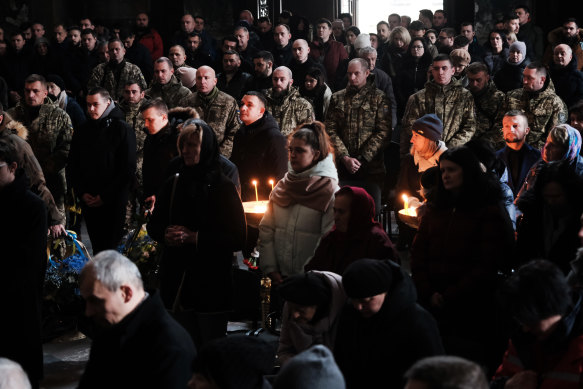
[334,263,444,389]
[67,103,136,206]
[305,186,399,274]
[550,57,583,108]
[147,122,246,311]
[230,112,288,202]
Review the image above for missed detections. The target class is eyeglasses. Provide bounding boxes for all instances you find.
[411,45,424,49]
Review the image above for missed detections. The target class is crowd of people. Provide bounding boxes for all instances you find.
[2,4,583,389]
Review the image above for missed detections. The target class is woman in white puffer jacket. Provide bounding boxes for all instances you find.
[259,121,339,287]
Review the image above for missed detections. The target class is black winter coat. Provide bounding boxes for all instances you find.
[550,57,583,108]
[0,171,47,382]
[78,292,196,389]
[230,113,288,202]
[494,60,528,93]
[67,104,137,205]
[334,265,444,389]
[147,161,246,311]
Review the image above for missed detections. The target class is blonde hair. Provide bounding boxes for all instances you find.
[177,119,204,155]
[389,26,411,46]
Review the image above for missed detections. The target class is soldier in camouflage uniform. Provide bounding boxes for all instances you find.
[498,62,568,150]
[264,66,315,136]
[401,54,476,158]
[8,74,72,236]
[145,57,192,109]
[179,66,240,158]
[87,39,147,102]
[466,62,506,148]
[119,81,148,227]
[326,58,392,188]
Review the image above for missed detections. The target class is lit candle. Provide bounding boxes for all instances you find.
[402,194,409,210]
[269,179,274,192]
[252,180,258,202]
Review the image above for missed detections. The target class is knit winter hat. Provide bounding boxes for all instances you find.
[509,41,527,59]
[278,272,331,307]
[193,335,276,389]
[46,74,66,92]
[353,33,371,50]
[273,345,346,389]
[412,114,444,142]
[342,259,394,299]
[449,48,471,66]
[176,67,197,89]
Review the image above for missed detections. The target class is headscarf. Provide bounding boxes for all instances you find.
[552,125,581,162]
[179,118,220,179]
[334,186,379,233]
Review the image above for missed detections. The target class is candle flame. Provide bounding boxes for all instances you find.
[402,194,409,210]
[252,180,257,186]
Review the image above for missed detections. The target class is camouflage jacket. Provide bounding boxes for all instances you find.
[325,82,392,172]
[119,99,147,155]
[401,79,476,157]
[471,81,506,148]
[180,87,240,158]
[0,115,63,225]
[501,79,568,150]
[8,99,73,179]
[145,75,192,109]
[87,60,147,101]
[264,87,315,136]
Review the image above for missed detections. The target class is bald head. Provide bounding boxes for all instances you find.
[554,44,573,67]
[292,39,310,63]
[196,66,217,94]
[272,66,293,94]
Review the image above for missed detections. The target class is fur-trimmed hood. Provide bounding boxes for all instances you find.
[0,113,28,140]
[547,26,583,46]
[167,106,200,122]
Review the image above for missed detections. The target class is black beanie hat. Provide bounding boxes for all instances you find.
[278,272,331,307]
[46,74,66,92]
[193,335,276,389]
[412,114,444,142]
[342,259,394,299]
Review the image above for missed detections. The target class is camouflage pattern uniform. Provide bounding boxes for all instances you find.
[87,60,147,101]
[7,98,72,223]
[119,98,148,227]
[325,81,392,178]
[180,87,240,158]
[264,87,315,136]
[145,75,192,109]
[0,114,63,225]
[470,81,506,148]
[401,79,476,157]
[499,79,568,150]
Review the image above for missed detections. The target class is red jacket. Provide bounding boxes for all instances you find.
[138,29,164,61]
[309,39,348,87]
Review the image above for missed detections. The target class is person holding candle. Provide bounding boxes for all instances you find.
[396,114,447,248]
[410,146,515,375]
[147,118,246,349]
[259,121,338,287]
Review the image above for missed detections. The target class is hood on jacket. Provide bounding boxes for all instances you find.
[0,113,28,140]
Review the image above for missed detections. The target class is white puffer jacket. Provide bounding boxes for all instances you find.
[258,154,338,276]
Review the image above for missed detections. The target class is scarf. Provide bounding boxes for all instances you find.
[270,155,337,212]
